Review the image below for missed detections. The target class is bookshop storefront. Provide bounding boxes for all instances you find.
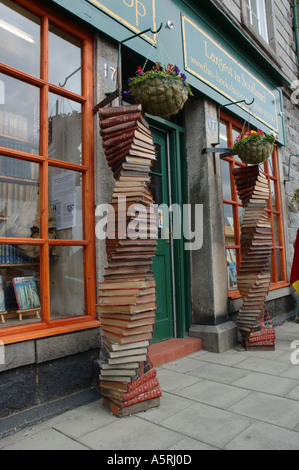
[0,0,295,423]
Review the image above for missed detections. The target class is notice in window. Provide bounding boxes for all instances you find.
[51,171,76,231]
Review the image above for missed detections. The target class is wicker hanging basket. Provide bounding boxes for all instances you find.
[133,76,189,118]
[236,140,274,165]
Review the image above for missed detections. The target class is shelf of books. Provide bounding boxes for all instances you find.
[0,114,41,326]
[0,258,40,326]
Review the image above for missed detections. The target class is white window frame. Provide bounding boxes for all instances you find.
[246,0,269,43]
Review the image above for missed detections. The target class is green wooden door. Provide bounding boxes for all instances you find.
[150,128,174,343]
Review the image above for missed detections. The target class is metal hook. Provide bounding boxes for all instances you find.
[212,98,255,146]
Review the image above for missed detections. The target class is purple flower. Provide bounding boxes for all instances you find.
[123,90,131,99]
[180,73,187,82]
[127,78,132,84]
[174,65,180,75]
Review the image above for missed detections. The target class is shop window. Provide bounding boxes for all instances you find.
[0,0,97,342]
[220,114,287,298]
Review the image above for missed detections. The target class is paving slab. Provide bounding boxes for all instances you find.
[159,402,253,449]
[186,362,248,384]
[175,380,251,410]
[77,415,183,450]
[1,427,89,451]
[225,421,299,450]
[229,391,299,429]
[232,372,299,397]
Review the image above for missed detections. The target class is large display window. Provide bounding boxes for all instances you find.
[0,0,98,342]
[220,113,287,298]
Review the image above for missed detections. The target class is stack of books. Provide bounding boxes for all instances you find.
[97,104,161,416]
[233,165,275,350]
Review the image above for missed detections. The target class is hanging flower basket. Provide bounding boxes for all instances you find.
[125,63,193,118]
[232,130,276,165]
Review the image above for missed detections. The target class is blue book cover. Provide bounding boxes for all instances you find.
[0,275,6,312]
[13,276,40,311]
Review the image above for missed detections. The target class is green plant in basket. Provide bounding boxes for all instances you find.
[125,63,193,118]
[232,129,276,165]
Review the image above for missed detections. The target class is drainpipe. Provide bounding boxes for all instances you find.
[293,0,299,68]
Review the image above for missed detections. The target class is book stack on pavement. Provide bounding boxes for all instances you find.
[97,104,161,416]
[233,165,275,350]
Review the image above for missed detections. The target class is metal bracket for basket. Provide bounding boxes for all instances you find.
[212,98,255,147]
[93,22,164,114]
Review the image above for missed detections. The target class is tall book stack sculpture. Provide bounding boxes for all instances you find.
[96,104,162,417]
[232,165,276,350]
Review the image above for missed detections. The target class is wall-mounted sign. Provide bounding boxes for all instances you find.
[87,0,157,44]
[182,15,279,132]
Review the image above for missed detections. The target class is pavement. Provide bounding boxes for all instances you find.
[1,321,299,451]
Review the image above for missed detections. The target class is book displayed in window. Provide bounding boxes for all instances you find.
[0,275,6,312]
[13,276,40,311]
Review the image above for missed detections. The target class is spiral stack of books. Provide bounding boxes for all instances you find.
[233,165,276,350]
[96,104,161,416]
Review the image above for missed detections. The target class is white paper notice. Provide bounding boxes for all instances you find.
[51,171,76,231]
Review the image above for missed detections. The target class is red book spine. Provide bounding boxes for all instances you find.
[121,387,162,408]
[127,369,157,391]
[123,377,160,400]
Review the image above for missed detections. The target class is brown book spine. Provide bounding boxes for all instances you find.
[103,130,136,149]
[105,142,132,157]
[99,104,142,118]
[100,121,138,137]
[100,112,142,129]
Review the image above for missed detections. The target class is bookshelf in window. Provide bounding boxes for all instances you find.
[0,114,40,324]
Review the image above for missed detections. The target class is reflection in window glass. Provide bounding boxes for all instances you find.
[0,74,40,153]
[48,93,82,165]
[49,168,83,240]
[0,0,40,77]
[0,157,39,239]
[50,246,85,319]
[49,24,81,94]
[221,159,231,201]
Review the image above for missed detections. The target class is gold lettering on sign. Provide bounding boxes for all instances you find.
[123,0,146,26]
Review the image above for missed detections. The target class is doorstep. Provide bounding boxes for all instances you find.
[148,337,202,367]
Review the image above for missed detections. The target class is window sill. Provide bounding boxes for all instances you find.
[0,318,102,345]
[228,281,291,300]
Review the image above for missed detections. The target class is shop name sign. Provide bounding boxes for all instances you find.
[87,0,157,44]
[182,16,278,132]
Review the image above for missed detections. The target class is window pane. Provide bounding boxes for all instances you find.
[0,0,40,77]
[219,122,228,147]
[49,168,83,240]
[49,24,81,95]
[0,156,40,239]
[0,246,40,327]
[226,249,237,290]
[50,246,85,319]
[48,93,82,165]
[221,160,231,201]
[276,250,282,282]
[0,74,40,153]
[224,204,235,246]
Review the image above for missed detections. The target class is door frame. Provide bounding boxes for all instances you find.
[148,115,191,339]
